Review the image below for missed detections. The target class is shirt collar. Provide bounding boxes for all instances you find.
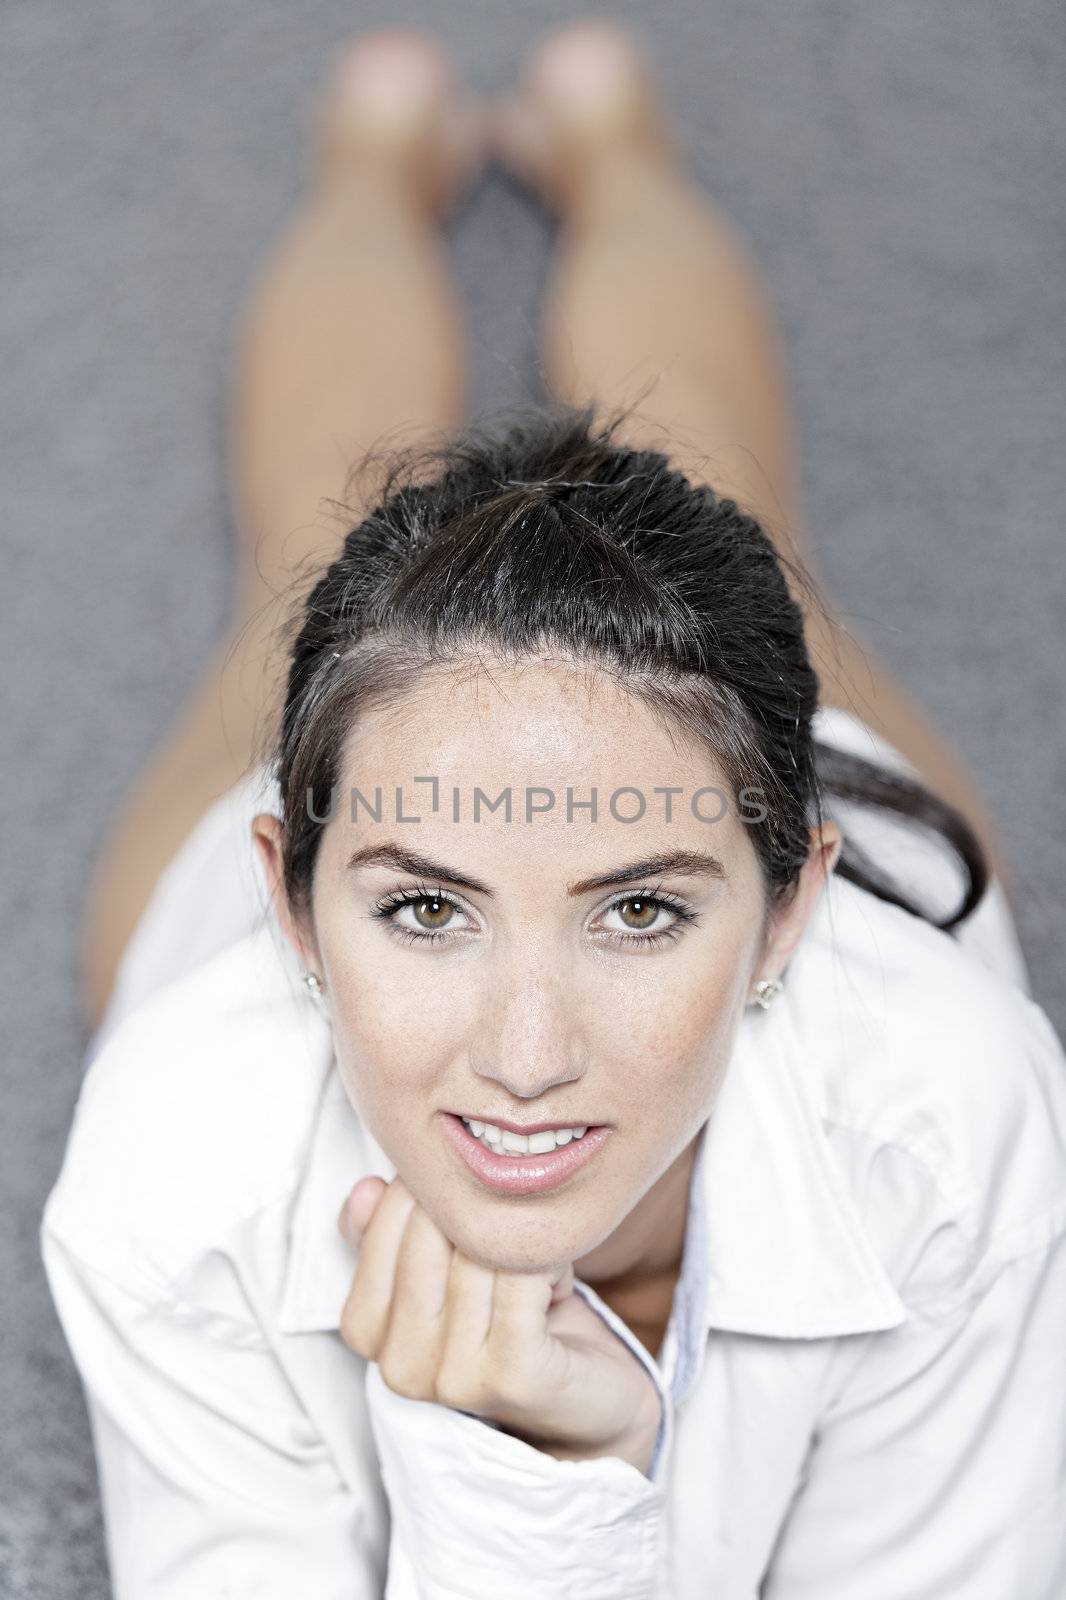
[276,968,907,1342]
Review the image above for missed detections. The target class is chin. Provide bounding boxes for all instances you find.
[438,1201,597,1278]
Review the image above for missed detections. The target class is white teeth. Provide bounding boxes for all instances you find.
[461,1117,592,1156]
[527,1130,559,1155]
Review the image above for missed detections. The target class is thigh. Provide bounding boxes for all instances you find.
[601,378,1012,892]
[800,604,1012,892]
[81,621,278,1038]
[82,449,420,1037]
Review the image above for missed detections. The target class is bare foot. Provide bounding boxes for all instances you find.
[313,29,488,219]
[489,20,683,216]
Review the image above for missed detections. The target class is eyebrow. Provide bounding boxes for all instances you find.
[345,842,727,897]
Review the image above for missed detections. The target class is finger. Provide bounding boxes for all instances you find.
[483,1269,556,1397]
[337,1175,388,1249]
[548,1262,575,1306]
[437,1251,496,1408]
[378,1204,454,1399]
[339,1177,416,1358]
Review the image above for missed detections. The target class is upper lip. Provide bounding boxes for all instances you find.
[452,1112,600,1135]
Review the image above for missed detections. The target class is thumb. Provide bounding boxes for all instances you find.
[337,1174,388,1250]
[548,1262,576,1306]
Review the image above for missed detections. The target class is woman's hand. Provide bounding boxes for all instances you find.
[337,1174,662,1475]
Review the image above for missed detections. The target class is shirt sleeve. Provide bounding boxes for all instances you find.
[364,1360,665,1600]
[42,1222,672,1600]
[40,1226,387,1599]
[760,1226,1066,1599]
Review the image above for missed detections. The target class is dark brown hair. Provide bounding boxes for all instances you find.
[255,400,988,939]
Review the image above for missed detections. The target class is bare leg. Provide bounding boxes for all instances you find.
[81,32,483,1035]
[490,20,1010,887]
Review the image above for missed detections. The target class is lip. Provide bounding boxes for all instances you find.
[441,1112,611,1197]
[454,1113,598,1136]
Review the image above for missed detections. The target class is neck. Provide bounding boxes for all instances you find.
[574,1127,701,1293]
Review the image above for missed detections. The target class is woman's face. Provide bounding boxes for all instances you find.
[258,656,838,1282]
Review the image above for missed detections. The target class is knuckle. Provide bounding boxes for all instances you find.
[377,1352,435,1403]
[339,1302,375,1360]
[482,1357,536,1414]
[434,1364,483,1414]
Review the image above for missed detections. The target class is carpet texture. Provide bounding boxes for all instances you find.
[2,2,1063,1592]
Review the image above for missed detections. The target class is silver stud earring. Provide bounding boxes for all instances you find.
[302,969,324,1001]
[752,977,784,1009]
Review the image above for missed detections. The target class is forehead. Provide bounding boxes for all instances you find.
[342,654,722,787]
[324,656,756,880]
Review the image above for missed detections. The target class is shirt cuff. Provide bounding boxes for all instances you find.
[569,1276,675,1484]
[365,1354,665,1600]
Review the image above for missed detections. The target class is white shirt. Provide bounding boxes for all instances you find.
[41,709,1066,1598]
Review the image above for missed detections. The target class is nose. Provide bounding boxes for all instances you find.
[469,955,587,1100]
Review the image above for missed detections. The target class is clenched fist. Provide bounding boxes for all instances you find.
[337,1174,662,1475]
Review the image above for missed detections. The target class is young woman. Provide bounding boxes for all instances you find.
[42,21,1066,1599]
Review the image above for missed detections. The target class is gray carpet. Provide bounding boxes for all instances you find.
[2,1,1063,1591]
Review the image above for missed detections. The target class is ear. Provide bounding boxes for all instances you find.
[250,813,320,972]
[754,820,843,988]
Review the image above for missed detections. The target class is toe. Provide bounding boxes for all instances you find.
[489,88,559,203]
[312,30,485,216]
[443,91,491,194]
[524,18,650,121]
[490,21,680,213]
[322,30,454,147]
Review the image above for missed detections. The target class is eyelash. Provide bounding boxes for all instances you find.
[369,879,698,950]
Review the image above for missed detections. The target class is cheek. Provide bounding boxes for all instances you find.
[582,941,750,1114]
[325,946,483,1114]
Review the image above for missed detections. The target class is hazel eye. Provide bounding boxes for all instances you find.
[370,884,473,947]
[411,896,455,930]
[616,897,660,930]
[595,887,698,949]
